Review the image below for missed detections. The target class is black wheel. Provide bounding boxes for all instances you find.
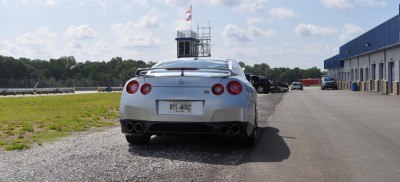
[257,86,264,94]
[321,86,325,90]
[125,135,150,145]
[242,127,257,147]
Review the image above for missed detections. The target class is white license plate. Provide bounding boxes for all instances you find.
[158,101,203,115]
[169,101,192,113]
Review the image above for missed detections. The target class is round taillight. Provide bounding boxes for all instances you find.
[212,83,224,95]
[141,83,152,95]
[126,80,139,94]
[227,81,242,95]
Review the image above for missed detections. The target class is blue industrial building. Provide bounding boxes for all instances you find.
[324,6,400,95]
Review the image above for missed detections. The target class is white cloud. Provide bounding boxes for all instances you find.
[121,35,162,48]
[15,27,58,59]
[68,40,84,49]
[12,0,57,6]
[222,24,252,46]
[17,27,57,47]
[123,0,149,10]
[110,8,164,49]
[0,40,13,56]
[249,26,275,37]
[174,19,191,31]
[94,40,111,52]
[356,0,386,7]
[339,23,363,42]
[160,0,189,8]
[235,0,267,13]
[269,7,299,20]
[222,24,276,47]
[135,8,165,29]
[162,0,267,13]
[64,25,97,40]
[320,0,354,9]
[247,17,264,25]
[81,0,107,8]
[295,24,337,36]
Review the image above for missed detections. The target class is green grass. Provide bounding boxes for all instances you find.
[0,93,121,151]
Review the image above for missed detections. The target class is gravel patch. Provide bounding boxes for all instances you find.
[0,93,283,181]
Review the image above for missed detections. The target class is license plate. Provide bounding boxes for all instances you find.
[169,101,192,113]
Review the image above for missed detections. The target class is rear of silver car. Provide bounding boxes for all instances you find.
[119,58,258,147]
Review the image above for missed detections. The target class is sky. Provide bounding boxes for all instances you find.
[0,0,398,69]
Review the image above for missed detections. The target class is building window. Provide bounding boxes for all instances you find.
[184,42,190,55]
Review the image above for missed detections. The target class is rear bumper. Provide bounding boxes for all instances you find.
[120,120,255,137]
[322,84,337,88]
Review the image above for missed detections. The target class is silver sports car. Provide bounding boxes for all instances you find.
[119,58,258,147]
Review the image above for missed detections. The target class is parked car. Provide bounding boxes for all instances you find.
[119,58,259,147]
[321,76,338,90]
[250,75,260,85]
[254,77,271,94]
[291,82,303,90]
[271,80,289,93]
[245,73,251,82]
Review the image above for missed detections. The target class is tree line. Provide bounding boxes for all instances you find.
[0,55,324,88]
[240,62,325,84]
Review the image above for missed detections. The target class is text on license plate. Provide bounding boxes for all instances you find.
[169,101,192,113]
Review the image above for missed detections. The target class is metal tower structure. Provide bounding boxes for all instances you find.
[196,23,212,57]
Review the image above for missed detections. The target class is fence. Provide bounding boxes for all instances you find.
[0,79,124,96]
[0,79,124,89]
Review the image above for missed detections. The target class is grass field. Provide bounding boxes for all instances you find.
[0,93,121,151]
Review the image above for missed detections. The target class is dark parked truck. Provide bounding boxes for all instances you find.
[253,77,271,94]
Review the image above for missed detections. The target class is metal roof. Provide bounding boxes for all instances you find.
[324,7,400,69]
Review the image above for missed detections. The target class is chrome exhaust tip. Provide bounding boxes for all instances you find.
[230,124,241,135]
[219,125,229,134]
[133,123,144,133]
[126,122,134,132]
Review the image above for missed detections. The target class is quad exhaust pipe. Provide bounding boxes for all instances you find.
[230,124,240,135]
[125,122,144,133]
[133,123,144,133]
[219,124,241,135]
[219,125,230,134]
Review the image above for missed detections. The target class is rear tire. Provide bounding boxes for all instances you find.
[257,86,264,94]
[242,128,257,148]
[242,109,258,148]
[126,135,150,145]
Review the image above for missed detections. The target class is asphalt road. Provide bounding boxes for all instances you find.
[1,87,400,181]
[241,87,400,182]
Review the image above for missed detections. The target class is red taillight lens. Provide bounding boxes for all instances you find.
[126,80,139,94]
[212,83,224,95]
[141,83,152,95]
[227,81,242,95]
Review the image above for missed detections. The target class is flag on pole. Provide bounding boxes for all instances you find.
[186,14,192,21]
[186,5,192,13]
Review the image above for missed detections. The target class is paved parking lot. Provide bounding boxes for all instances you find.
[242,87,400,182]
[1,87,400,181]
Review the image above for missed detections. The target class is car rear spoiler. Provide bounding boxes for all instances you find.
[135,67,237,77]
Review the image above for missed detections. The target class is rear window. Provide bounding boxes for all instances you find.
[323,77,335,81]
[154,59,229,70]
